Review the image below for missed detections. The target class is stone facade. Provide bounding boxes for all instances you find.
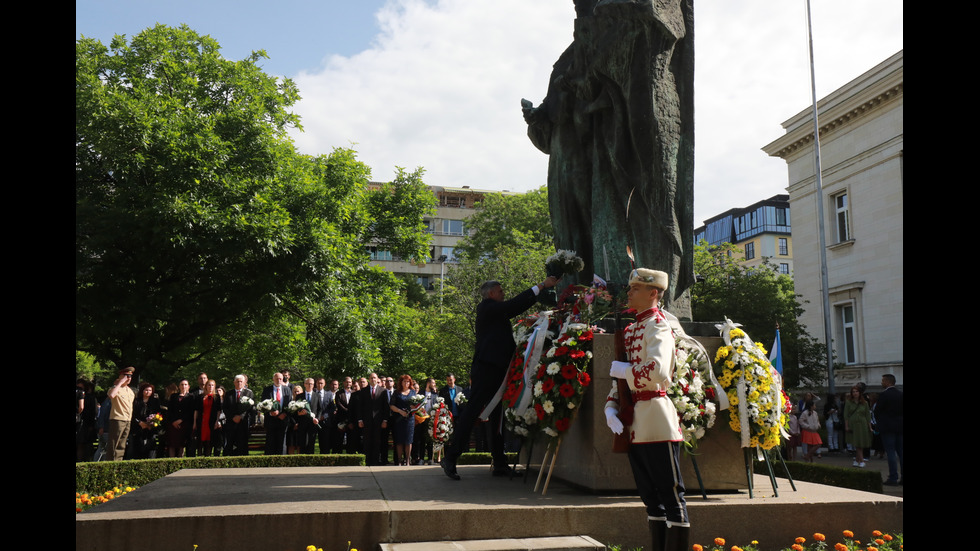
[762,51,903,388]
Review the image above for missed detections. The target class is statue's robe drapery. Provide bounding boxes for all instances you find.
[526,0,694,318]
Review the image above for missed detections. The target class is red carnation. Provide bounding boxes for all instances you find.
[577,372,591,386]
[555,346,570,357]
[534,403,545,420]
[555,418,570,432]
[705,387,716,400]
[570,349,586,359]
[541,379,555,393]
[561,365,577,380]
[579,331,593,341]
[537,364,547,379]
[559,383,575,397]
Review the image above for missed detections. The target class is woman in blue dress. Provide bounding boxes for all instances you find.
[389,375,417,466]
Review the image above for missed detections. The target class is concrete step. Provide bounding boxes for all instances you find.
[379,535,605,551]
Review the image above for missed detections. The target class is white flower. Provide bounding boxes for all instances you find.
[523,408,538,424]
[567,402,575,409]
[543,400,555,414]
[544,427,558,437]
[533,381,544,397]
[547,362,560,375]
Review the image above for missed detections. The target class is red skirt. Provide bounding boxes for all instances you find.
[801,429,822,446]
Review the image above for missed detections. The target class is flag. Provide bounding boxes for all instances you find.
[770,328,783,376]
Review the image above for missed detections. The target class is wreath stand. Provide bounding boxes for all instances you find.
[742,446,797,498]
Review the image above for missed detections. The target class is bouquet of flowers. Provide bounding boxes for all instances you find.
[426,397,454,451]
[409,394,428,424]
[668,335,717,448]
[453,391,468,407]
[544,249,585,278]
[713,318,787,450]
[239,395,255,408]
[256,398,279,414]
[287,400,309,415]
[145,412,164,430]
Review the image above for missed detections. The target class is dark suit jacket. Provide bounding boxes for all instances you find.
[335,390,352,421]
[439,386,461,416]
[261,384,292,427]
[473,288,538,376]
[223,388,255,420]
[357,386,390,426]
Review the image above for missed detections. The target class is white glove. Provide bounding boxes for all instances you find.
[610,360,631,379]
[605,408,624,435]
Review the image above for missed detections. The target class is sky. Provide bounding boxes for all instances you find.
[76,0,903,225]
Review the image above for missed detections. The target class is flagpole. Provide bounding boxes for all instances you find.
[804,0,836,396]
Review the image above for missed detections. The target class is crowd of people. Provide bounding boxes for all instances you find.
[784,376,904,485]
[75,369,491,464]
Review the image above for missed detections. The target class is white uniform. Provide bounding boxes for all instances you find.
[605,307,682,443]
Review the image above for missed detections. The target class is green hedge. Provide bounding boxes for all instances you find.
[75,452,520,491]
[754,459,884,493]
[76,454,365,491]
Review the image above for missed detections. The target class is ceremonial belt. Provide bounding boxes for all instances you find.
[632,389,668,402]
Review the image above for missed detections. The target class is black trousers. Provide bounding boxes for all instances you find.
[627,441,688,525]
[448,360,507,466]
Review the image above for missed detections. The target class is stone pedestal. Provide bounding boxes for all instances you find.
[530,332,747,492]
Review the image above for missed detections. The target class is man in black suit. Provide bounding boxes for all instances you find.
[438,374,461,417]
[261,371,291,455]
[877,374,904,485]
[312,378,336,454]
[442,276,558,480]
[334,377,355,453]
[297,378,320,454]
[223,374,255,456]
[357,372,390,466]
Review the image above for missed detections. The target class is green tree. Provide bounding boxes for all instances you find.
[454,186,552,260]
[692,241,825,387]
[76,25,433,380]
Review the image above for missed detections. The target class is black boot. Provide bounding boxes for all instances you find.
[664,525,690,551]
[648,518,667,551]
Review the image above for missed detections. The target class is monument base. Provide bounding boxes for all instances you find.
[530,332,746,492]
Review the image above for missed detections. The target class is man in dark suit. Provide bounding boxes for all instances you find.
[261,371,291,455]
[296,378,321,454]
[877,374,904,485]
[438,374,461,417]
[442,276,558,480]
[312,378,336,454]
[357,372,390,466]
[334,377,355,453]
[223,374,255,456]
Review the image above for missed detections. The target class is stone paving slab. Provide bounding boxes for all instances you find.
[76,464,902,551]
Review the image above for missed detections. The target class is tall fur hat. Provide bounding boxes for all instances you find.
[628,268,668,291]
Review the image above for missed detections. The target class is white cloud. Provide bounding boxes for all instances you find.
[290,0,902,223]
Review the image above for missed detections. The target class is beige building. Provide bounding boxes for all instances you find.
[366,184,515,290]
[762,50,903,387]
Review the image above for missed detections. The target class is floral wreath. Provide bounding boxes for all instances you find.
[426,396,454,451]
[668,332,718,448]
[713,318,788,450]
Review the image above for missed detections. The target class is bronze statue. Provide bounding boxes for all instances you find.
[523,0,694,319]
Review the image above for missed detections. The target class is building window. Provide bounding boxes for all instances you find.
[441,219,464,236]
[778,238,788,255]
[779,263,789,275]
[744,242,755,260]
[834,192,851,242]
[366,246,393,261]
[441,246,458,262]
[839,303,857,365]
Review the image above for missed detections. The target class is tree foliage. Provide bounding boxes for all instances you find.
[691,241,826,387]
[76,25,434,382]
[454,186,552,260]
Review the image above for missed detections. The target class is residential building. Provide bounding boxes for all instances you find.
[762,50,903,387]
[366,184,515,290]
[694,194,794,274]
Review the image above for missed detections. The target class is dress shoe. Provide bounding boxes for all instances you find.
[441,457,460,480]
